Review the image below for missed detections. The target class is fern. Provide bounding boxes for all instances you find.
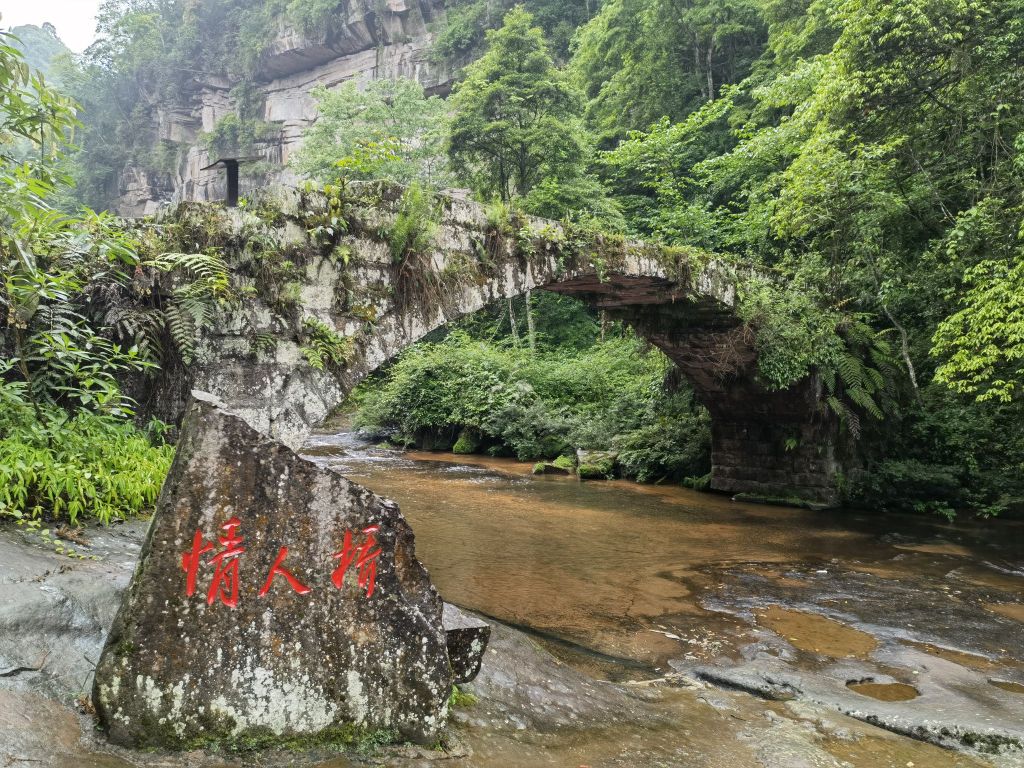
[147,251,232,301]
[144,251,236,365]
[164,303,197,364]
[300,317,353,371]
[820,319,899,437]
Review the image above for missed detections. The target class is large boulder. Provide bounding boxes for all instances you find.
[93,392,452,749]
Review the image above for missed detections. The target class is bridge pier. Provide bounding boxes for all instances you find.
[705,389,843,507]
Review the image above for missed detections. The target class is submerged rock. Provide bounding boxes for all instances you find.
[93,392,452,749]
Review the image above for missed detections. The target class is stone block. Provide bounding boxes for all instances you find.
[93,392,451,749]
[442,604,490,684]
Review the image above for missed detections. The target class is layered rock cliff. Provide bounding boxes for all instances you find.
[114,0,454,216]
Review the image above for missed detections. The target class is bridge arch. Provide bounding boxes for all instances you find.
[147,183,843,506]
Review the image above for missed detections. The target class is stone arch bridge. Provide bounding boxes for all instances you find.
[145,182,843,505]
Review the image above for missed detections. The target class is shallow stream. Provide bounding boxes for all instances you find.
[304,426,1024,680]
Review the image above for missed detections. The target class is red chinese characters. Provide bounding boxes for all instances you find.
[181,530,213,598]
[258,546,311,597]
[331,525,382,598]
[180,520,383,605]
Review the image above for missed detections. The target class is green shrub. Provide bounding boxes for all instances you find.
[0,382,173,525]
[387,181,440,263]
[355,330,712,481]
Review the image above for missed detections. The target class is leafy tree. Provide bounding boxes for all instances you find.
[431,0,597,63]
[570,0,765,144]
[597,0,1024,514]
[932,259,1024,403]
[447,6,618,222]
[293,79,450,186]
[8,24,71,82]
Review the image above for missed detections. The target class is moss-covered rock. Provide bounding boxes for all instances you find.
[93,393,452,749]
[452,429,481,455]
[576,450,618,480]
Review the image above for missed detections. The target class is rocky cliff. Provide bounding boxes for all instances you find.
[115,0,454,216]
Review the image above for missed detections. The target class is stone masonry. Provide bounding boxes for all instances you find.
[139,182,847,505]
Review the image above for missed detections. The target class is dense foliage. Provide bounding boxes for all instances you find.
[431,0,598,63]
[0,377,173,526]
[8,0,1024,518]
[447,7,620,224]
[293,79,450,187]
[0,33,196,527]
[355,331,711,484]
[570,0,765,144]
[587,0,1024,514]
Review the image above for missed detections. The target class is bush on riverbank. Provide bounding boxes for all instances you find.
[353,331,712,483]
[0,380,174,525]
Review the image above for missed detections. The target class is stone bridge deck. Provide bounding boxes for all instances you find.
[144,182,842,505]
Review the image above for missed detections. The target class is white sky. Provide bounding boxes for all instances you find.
[1,0,103,53]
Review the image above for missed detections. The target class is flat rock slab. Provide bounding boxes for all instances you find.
[93,393,452,749]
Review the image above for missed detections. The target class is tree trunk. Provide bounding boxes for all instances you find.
[706,44,715,101]
[525,290,536,352]
[508,297,520,348]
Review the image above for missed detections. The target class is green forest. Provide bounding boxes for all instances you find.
[2,0,1024,532]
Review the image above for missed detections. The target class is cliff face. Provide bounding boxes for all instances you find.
[115,0,453,216]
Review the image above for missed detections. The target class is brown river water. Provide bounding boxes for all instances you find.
[301,425,1024,767]
[304,427,1024,676]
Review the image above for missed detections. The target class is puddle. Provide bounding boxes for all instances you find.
[755,606,878,658]
[990,679,1024,695]
[823,732,995,768]
[904,641,1001,670]
[846,680,920,701]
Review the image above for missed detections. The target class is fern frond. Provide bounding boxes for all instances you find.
[164,302,197,364]
[847,386,883,419]
[838,353,864,388]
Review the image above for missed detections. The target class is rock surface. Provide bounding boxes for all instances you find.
[92,392,452,748]
[442,603,490,684]
[113,0,455,216]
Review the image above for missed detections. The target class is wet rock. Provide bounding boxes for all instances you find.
[683,651,1024,760]
[456,622,663,733]
[531,461,572,476]
[575,450,618,480]
[690,665,800,702]
[0,521,145,702]
[442,604,490,684]
[0,689,135,768]
[93,392,452,749]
